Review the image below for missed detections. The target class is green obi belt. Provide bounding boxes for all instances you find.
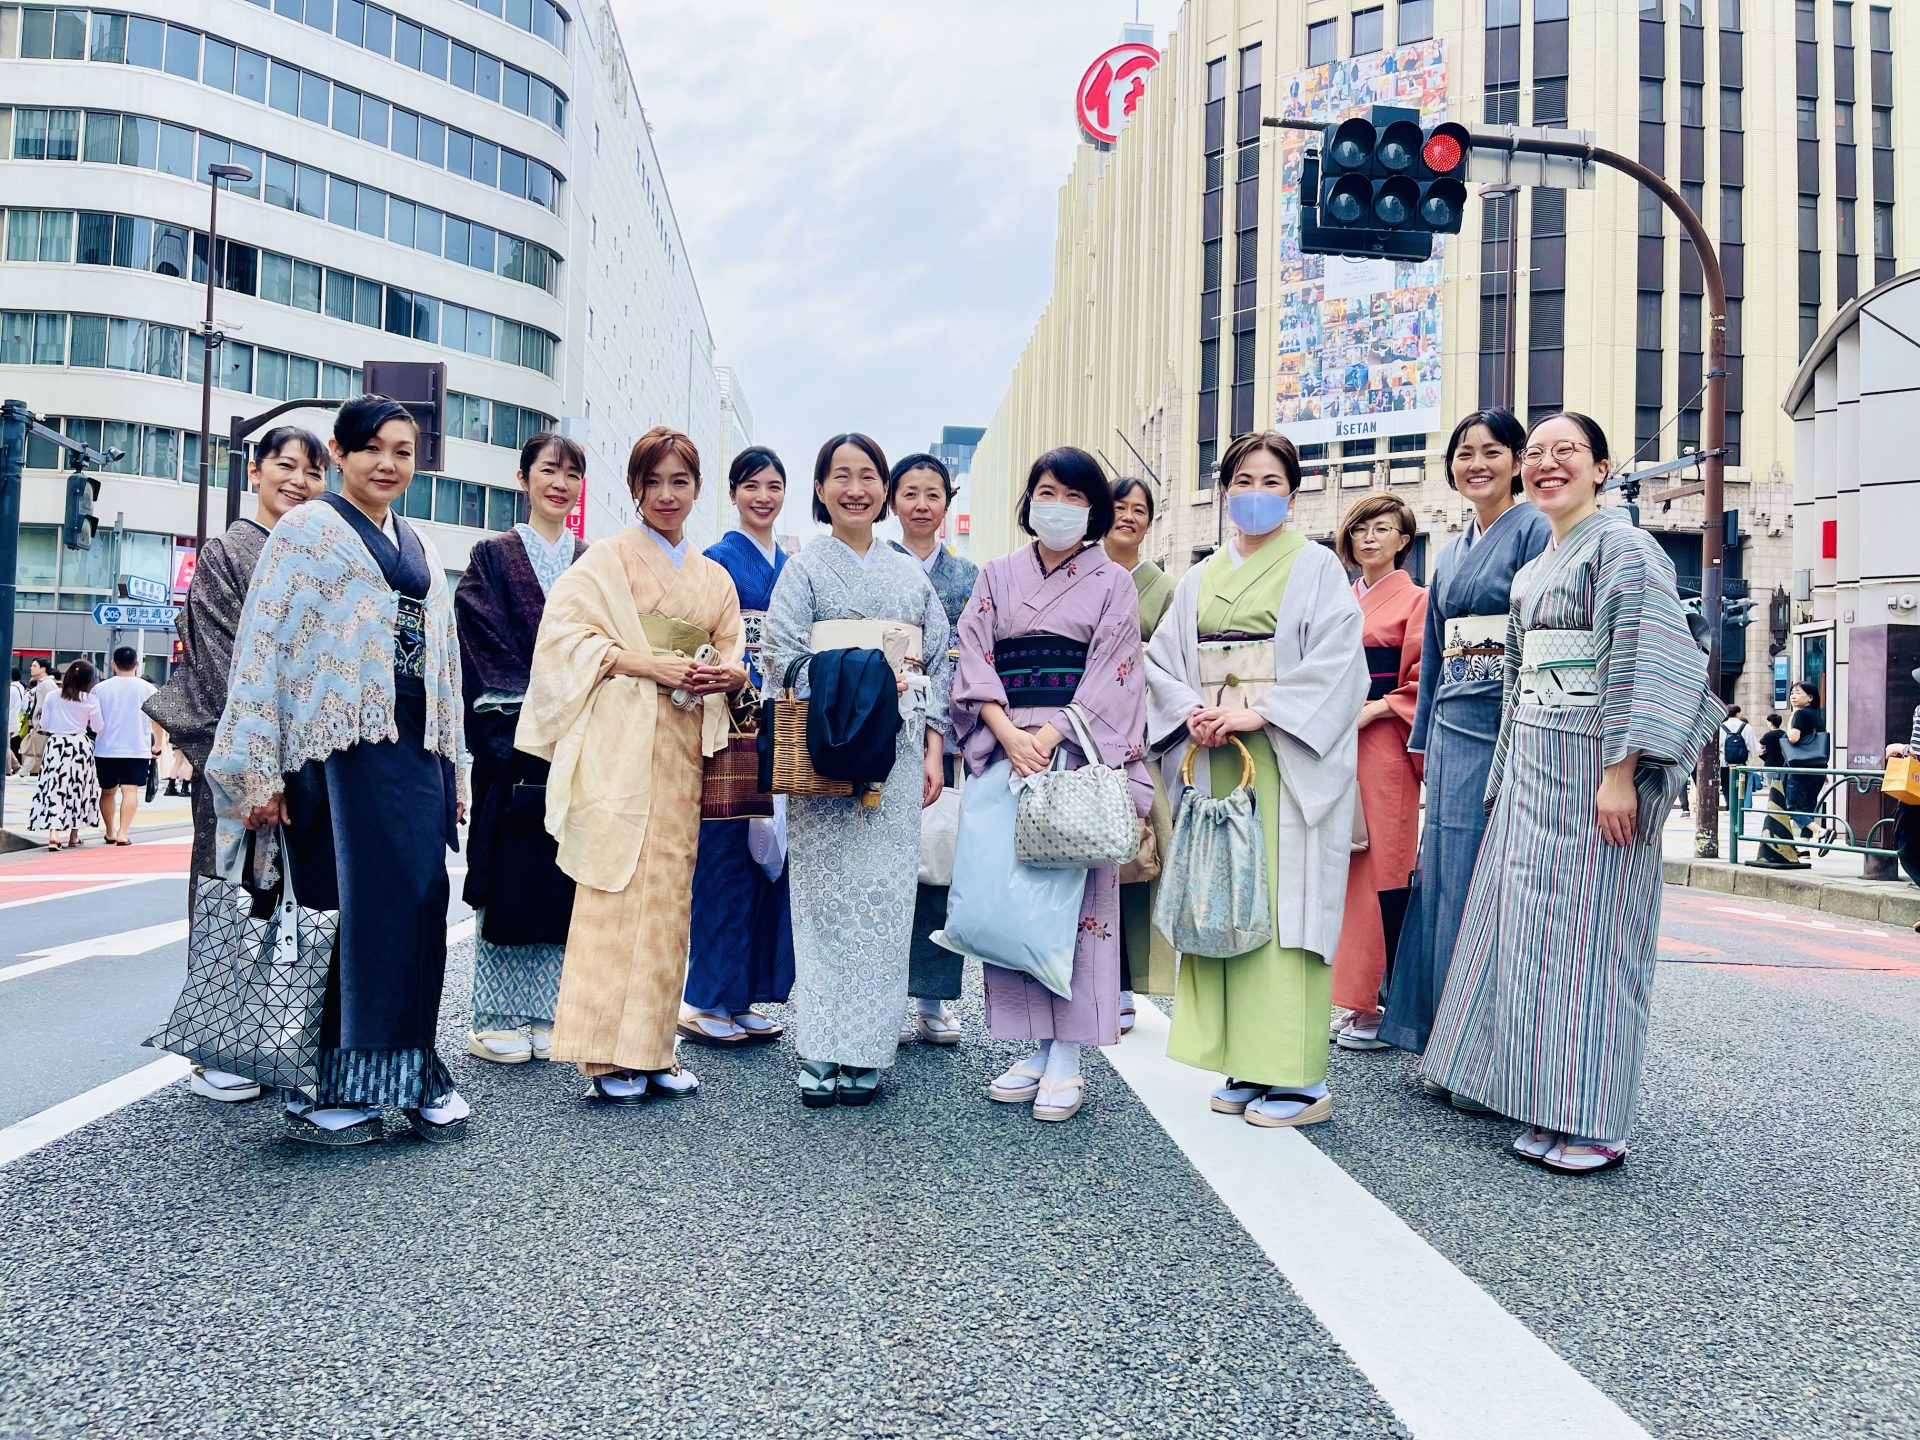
[638,613,712,656]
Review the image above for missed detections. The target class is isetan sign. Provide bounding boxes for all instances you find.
[1076,42,1160,145]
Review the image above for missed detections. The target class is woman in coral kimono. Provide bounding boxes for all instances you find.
[208,397,467,1147]
[519,427,746,1105]
[1420,413,1720,1174]
[1379,410,1550,1090]
[455,432,586,1067]
[1329,494,1426,1051]
[1104,476,1178,1025]
[762,433,951,1109]
[952,447,1152,1123]
[1144,432,1366,1129]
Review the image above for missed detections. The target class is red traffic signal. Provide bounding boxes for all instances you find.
[1421,122,1470,176]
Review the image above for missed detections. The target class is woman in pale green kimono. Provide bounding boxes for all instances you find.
[1144,433,1367,1128]
[1104,476,1177,1025]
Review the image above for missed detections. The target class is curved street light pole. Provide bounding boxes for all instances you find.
[194,162,253,556]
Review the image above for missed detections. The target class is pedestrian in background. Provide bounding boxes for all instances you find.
[890,451,978,1048]
[680,446,797,1048]
[28,659,102,851]
[21,656,55,775]
[209,396,468,1147]
[8,667,26,770]
[1378,409,1549,1092]
[761,434,950,1110]
[1720,704,1754,805]
[1420,412,1721,1175]
[1144,432,1366,1128]
[520,427,745,1105]
[1886,669,1920,922]
[455,432,588,1067]
[1329,494,1426,1052]
[1783,681,1829,838]
[953,447,1151,1122]
[1104,475,1178,1023]
[92,647,161,846]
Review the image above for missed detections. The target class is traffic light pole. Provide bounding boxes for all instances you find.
[1265,117,1729,857]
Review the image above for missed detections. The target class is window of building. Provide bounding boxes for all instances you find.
[1835,101,1856,143]
[1837,197,1858,253]
[1799,303,1821,355]
[1639,188,1665,237]
[1307,19,1336,66]
[1797,97,1819,139]
[1795,0,1816,42]
[1835,1,1854,48]
[1873,105,1894,148]
[1486,85,1521,124]
[1640,78,1664,120]
[1636,291,1663,348]
[1721,185,1743,242]
[1870,5,1891,50]
[1678,0,1702,22]
[1678,293,1703,349]
[1721,0,1741,26]
[1680,82,1705,125]
[1720,87,1742,129]
[1640,0,1663,14]
[1874,202,1895,258]
[1487,0,1520,23]
[1399,0,1434,42]
[1353,7,1384,53]
[1799,195,1821,249]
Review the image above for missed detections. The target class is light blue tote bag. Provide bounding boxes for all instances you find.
[933,759,1083,998]
[1154,737,1272,958]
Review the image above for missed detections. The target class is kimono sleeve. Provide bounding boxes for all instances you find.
[453,544,521,704]
[947,560,1003,751]
[1404,575,1445,755]
[919,576,952,741]
[1594,533,1718,771]
[1483,598,1527,810]
[761,553,816,696]
[1144,573,1204,753]
[157,533,249,762]
[516,550,625,763]
[1389,586,1428,780]
[1065,572,1146,772]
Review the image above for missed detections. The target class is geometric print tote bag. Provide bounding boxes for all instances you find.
[146,839,336,1096]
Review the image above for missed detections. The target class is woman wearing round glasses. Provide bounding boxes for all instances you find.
[1418,412,1721,1176]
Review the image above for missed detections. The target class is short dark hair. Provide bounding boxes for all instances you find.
[729,446,787,495]
[1767,712,1783,727]
[1527,410,1612,470]
[1218,432,1302,493]
[1727,704,1742,717]
[112,646,137,671]
[255,425,328,472]
[28,658,46,673]
[887,453,954,506]
[59,658,96,701]
[628,426,702,499]
[1791,678,1822,706]
[335,395,417,451]
[812,434,891,525]
[518,431,587,482]
[1443,409,1528,495]
[1111,476,1157,522]
[1017,447,1114,542]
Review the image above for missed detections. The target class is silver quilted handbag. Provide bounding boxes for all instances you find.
[1013,708,1138,869]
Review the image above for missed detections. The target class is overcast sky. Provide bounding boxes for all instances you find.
[613,0,1185,493]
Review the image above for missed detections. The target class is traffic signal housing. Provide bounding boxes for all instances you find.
[1301,106,1471,262]
[62,468,99,551]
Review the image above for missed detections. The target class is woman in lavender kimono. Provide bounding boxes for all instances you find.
[951,447,1152,1123]
[680,447,797,1047]
[1379,410,1550,1083]
[889,452,979,1046]
[1421,413,1721,1174]
[455,432,587,1066]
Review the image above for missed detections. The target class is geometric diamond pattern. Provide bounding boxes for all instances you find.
[146,875,339,1096]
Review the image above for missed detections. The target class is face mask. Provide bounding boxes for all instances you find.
[1227,489,1291,536]
[1030,501,1090,550]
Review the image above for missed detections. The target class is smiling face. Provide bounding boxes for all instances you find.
[638,454,699,539]
[1110,488,1153,549]
[1031,472,1092,511]
[734,464,785,534]
[1225,448,1293,497]
[522,442,584,529]
[1450,423,1521,507]
[892,467,950,545]
[1520,415,1607,524]
[817,442,885,533]
[251,441,327,525]
[330,417,416,517]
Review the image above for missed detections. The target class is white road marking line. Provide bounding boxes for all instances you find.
[0,920,190,984]
[0,918,475,1171]
[0,878,170,912]
[0,873,191,882]
[1107,1004,1653,1440]
[1706,904,1883,938]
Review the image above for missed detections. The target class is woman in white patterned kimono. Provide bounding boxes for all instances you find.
[761,434,951,1109]
[1420,413,1720,1175]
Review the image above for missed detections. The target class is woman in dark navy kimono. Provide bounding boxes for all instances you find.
[678,447,798,1047]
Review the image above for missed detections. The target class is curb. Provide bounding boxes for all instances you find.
[1663,857,1920,929]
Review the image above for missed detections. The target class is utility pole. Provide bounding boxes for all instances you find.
[195,161,254,554]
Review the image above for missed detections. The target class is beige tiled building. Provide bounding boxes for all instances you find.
[973,0,1911,718]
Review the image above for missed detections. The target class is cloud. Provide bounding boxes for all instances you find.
[610,0,1184,482]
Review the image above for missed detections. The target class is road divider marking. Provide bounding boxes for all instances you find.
[0,877,178,912]
[1107,1004,1654,1440]
[1705,904,1886,938]
[0,919,190,984]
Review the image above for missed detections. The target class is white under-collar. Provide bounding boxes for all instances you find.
[645,525,689,568]
[833,535,879,568]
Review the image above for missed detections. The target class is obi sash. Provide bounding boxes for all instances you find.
[1197,631,1274,708]
[808,619,927,702]
[1364,645,1401,703]
[638,613,713,657]
[1519,627,1600,708]
[993,632,1088,704]
[394,596,428,681]
[1440,611,1506,686]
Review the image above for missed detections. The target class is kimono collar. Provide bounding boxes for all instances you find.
[514,523,579,595]
[1208,528,1306,595]
[740,531,778,568]
[1030,541,1099,579]
[833,535,882,568]
[644,525,690,568]
[1355,568,1413,606]
[1464,498,1530,551]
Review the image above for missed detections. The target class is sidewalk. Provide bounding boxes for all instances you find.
[2,772,192,851]
[1660,806,1920,929]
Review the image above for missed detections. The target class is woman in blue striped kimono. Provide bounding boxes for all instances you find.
[1419,413,1721,1175]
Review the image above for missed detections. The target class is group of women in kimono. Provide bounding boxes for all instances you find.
[154,390,1717,1173]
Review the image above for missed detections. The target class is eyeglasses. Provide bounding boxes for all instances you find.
[1519,440,1592,468]
[1349,522,1405,539]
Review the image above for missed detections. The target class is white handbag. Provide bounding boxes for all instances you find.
[918,769,962,886]
[1013,708,1138,869]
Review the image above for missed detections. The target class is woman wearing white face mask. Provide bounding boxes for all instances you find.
[1143,432,1367,1128]
[950,447,1153,1121]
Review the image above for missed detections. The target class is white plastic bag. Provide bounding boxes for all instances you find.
[917,773,961,886]
[746,795,787,881]
[932,760,1082,998]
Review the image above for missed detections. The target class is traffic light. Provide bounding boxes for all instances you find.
[1301,106,1471,262]
[1722,598,1756,629]
[62,468,99,551]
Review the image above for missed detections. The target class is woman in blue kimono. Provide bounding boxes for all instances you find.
[1379,410,1549,1090]
[208,396,466,1147]
[888,452,978,1046]
[679,447,798,1047]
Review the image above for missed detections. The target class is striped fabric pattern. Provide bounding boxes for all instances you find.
[1420,511,1721,1143]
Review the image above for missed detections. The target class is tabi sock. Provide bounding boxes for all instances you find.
[420,1092,471,1125]
[1042,1041,1082,1084]
[913,996,948,1018]
[305,1106,381,1131]
[647,1069,699,1095]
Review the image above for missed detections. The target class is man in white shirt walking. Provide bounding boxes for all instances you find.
[92,647,162,846]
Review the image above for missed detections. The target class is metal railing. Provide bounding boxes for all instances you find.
[1727,765,1901,865]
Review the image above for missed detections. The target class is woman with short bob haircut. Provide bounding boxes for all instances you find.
[951,446,1152,1121]
[520,426,747,1105]
[208,396,468,1147]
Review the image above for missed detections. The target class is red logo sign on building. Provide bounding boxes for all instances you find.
[1076,42,1161,145]
[565,477,587,539]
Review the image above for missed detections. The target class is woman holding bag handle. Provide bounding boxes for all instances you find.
[950,447,1153,1122]
[1143,431,1367,1128]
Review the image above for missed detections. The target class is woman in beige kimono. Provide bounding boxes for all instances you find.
[519,427,746,1104]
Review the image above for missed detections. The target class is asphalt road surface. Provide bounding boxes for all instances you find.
[0,829,1914,1440]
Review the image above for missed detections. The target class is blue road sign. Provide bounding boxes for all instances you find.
[91,603,179,628]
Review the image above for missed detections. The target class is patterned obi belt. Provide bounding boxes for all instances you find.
[394,595,427,682]
[1197,631,1274,708]
[1519,627,1600,708]
[1440,612,1505,685]
[1364,645,1402,702]
[994,632,1088,703]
